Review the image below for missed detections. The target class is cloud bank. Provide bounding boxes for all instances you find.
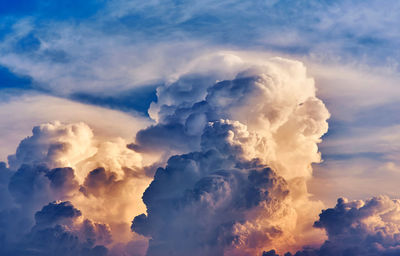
[0,53,332,255]
[2,51,399,256]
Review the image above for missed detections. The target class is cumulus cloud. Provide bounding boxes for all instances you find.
[136,54,329,180]
[18,201,110,256]
[0,52,332,255]
[11,51,399,256]
[130,53,330,255]
[8,121,96,170]
[0,94,152,163]
[2,49,397,256]
[0,120,152,255]
[264,195,400,256]
[132,121,292,256]
[33,201,82,228]
[1,0,400,255]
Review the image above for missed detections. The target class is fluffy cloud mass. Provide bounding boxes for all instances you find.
[130,53,330,255]
[264,196,400,256]
[1,53,333,255]
[312,196,400,255]
[0,121,151,255]
[1,0,399,255]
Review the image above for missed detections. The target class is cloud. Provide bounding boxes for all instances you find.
[2,0,400,111]
[136,53,330,181]
[0,120,153,255]
[8,122,96,170]
[1,1,400,255]
[268,196,400,256]
[17,201,110,256]
[46,167,80,197]
[0,53,331,255]
[34,201,82,228]
[0,93,152,162]
[131,53,330,255]
[0,162,13,211]
[132,121,292,256]
[302,62,400,206]
[1,48,399,256]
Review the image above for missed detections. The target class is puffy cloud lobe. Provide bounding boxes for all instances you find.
[8,165,81,212]
[263,250,280,256]
[6,120,145,181]
[132,120,315,255]
[314,196,400,256]
[26,201,109,256]
[147,53,246,122]
[79,219,113,247]
[8,164,52,210]
[46,167,79,196]
[34,201,81,228]
[136,54,330,180]
[0,165,80,250]
[0,200,110,256]
[0,162,117,256]
[273,196,400,256]
[8,121,96,170]
[0,121,152,255]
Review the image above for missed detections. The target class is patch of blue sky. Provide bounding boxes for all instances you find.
[0,65,32,90]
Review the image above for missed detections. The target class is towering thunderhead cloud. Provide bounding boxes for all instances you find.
[131,53,331,255]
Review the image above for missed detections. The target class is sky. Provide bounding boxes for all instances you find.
[1,1,400,256]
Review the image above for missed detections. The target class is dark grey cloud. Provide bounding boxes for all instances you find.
[0,199,110,256]
[20,201,109,256]
[0,162,13,210]
[46,167,79,195]
[263,250,280,256]
[34,201,81,228]
[80,219,113,247]
[7,164,81,211]
[8,164,51,209]
[0,162,116,256]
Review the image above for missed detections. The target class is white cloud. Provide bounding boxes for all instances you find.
[0,93,152,162]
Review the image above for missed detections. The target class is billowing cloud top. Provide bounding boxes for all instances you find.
[129,53,330,255]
